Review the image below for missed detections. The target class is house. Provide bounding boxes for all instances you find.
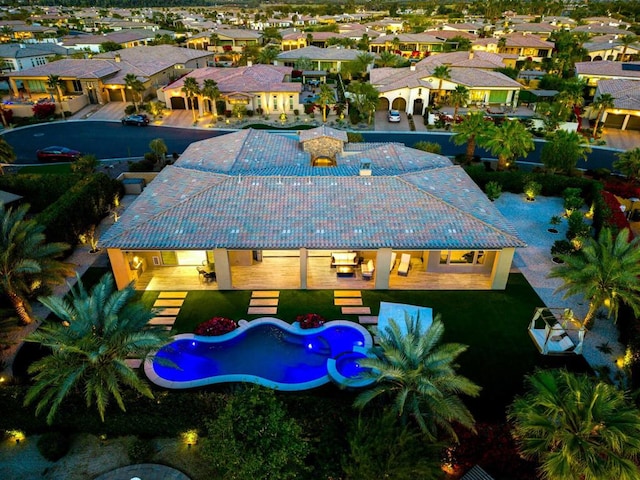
[575,60,640,97]
[368,33,446,58]
[497,33,554,63]
[275,45,373,74]
[60,29,173,53]
[582,35,640,62]
[101,127,525,292]
[590,79,640,131]
[0,20,57,42]
[160,64,303,116]
[0,43,70,74]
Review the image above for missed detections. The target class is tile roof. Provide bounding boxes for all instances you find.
[417,51,509,69]
[299,125,348,143]
[277,45,367,61]
[6,58,120,79]
[102,128,524,251]
[502,33,554,48]
[576,60,640,79]
[595,79,640,110]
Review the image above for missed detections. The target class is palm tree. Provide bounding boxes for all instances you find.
[614,147,640,184]
[618,34,638,62]
[480,119,534,171]
[549,227,640,328]
[294,56,313,71]
[591,93,615,139]
[316,84,335,122]
[540,130,591,175]
[347,81,380,125]
[123,73,145,113]
[256,45,280,65]
[432,65,451,104]
[354,314,481,442]
[375,50,402,68]
[46,75,65,120]
[0,204,72,325]
[201,78,221,120]
[0,136,16,175]
[508,369,640,480]
[24,273,172,424]
[449,84,469,119]
[450,111,490,164]
[208,32,219,50]
[181,77,201,123]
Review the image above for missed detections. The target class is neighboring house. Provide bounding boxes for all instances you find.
[368,33,446,58]
[6,45,214,109]
[275,45,373,73]
[205,28,262,54]
[590,79,640,131]
[372,58,521,115]
[281,30,308,51]
[101,127,524,292]
[60,29,174,53]
[0,43,70,73]
[497,33,554,63]
[160,64,302,115]
[510,22,559,38]
[0,20,57,42]
[572,24,630,37]
[575,60,640,97]
[583,35,640,62]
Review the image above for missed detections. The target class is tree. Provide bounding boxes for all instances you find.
[316,83,335,122]
[413,141,441,154]
[70,154,99,176]
[432,65,451,103]
[541,130,591,175]
[614,147,640,184]
[201,78,221,119]
[0,136,16,175]
[508,369,640,480]
[449,84,469,119]
[342,52,374,80]
[123,73,145,113]
[591,93,615,139]
[450,111,491,164]
[181,77,201,123]
[375,50,403,68]
[294,56,313,71]
[149,138,168,166]
[0,204,71,325]
[239,43,260,66]
[346,81,379,125]
[342,411,444,479]
[354,315,481,442]
[99,40,121,53]
[256,45,280,64]
[46,75,65,120]
[549,227,640,328]
[480,119,534,171]
[208,32,219,49]
[200,386,310,479]
[618,34,638,61]
[24,273,171,424]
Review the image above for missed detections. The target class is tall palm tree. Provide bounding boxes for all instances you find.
[549,227,640,328]
[480,119,534,171]
[24,273,172,424]
[123,73,145,113]
[256,45,280,64]
[375,50,402,68]
[618,34,638,62]
[450,111,491,164]
[181,76,201,123]
[508,369,640,480]
[614,147,640,184]
[0,204,72,325]
[201,78,221,120]
[354,314,481,442]
[432,65,451,104]
[540,129,591,175]
[46,75,65,120]
[0,136,16,175]
[316,84,335,122]
[449,84,469,119]
[347,81,380,125]
[591,93,615,139]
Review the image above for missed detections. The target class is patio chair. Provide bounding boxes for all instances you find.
[397,254,411,276]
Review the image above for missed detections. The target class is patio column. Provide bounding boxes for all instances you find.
[622,114,630,131]
[299,248,308,289]
[107,248,132,290]
[375,248,392,290]
[490,247,514,290]
[213,248,232,290]
[420,251,429,271]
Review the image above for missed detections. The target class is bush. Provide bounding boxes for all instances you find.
[523,180,542,200]
[246,109,254,117]
[129,159,155,172]
[413,141,441,154]
[563,187,584,214]
[128,437,155,463]
[37,431,72,461]
[194,317,238,336]
[0,174,77,213]
[296,313,325,329]
[566,210,591,240]
[32,102,56,119]
[347,132,364,143]
[551,239,574,257]
[124,104,136,115]
[485,181,502,201]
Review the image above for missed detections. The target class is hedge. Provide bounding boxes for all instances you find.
[36,173,122,248]
[0,174,78,213]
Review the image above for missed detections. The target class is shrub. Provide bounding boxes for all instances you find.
[37,431,71,461]
[32,102,56,119]
[563,187,583,214]
[255,107,264,116]
[128,437,155,463]
[194,317,238,336]
[293,109,300,116]
[129,158,155,172]
[0,174,77,213]
[245,109,254,117]
[124,104,136,115]
[551,239,574,257]
[524,180,542,200]
[566,210,591,240]
[347,132,364,143]
[413,141,441,154]
[485,181,502,201]
[296,313,325,329]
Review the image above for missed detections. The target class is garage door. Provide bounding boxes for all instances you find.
[604,113,625,129]
[170,96,186,109]
[391,97,406,110]
[626,115,640,131]
[377,97,390,111]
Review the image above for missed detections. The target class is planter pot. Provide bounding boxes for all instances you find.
[548,228,559,234]
[551,257,564,264]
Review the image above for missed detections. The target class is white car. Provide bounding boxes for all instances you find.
[387,110,401,122]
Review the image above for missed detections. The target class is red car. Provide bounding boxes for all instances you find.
[36,146,82,162]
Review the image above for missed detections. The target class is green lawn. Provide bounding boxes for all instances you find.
[85,268,591,420]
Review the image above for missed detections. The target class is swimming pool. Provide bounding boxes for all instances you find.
[145,317,375,391]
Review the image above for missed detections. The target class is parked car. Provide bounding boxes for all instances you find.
[121,114,150,126]
[36,146,82,162]
[387,109,401,123]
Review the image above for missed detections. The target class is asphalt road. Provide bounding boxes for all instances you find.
[2,121,622,171]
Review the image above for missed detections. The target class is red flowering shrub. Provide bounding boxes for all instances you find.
[601,190,633,238]
[296,313,325,329]
[32,102,56,119]
[194,317,237,336]
[604,180,640,199]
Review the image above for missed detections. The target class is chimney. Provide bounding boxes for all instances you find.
[359,158,372,176]
[468,50,474,60]
[410,64,416,71]
[247,60,252,66]
[114,53,121,62]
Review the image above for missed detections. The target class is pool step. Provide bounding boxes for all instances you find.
[155,307,180,316]
[158,291,188,299]
[153,299,184,308]
[250,298,279,307]
[251,291,280,298]
[341,306,371,315]
[335,298,363,306]
[358,316,379,325]
[334,290,362,298]
[248,307,278,315]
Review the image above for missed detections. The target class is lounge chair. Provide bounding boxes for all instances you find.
[389,252,397,272]
[361,260,375,280]
[397,254,411,276]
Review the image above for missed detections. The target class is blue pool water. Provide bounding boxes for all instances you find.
[146,318,373,390]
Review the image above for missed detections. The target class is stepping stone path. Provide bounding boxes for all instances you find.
[334,290,371,315]
[248,291,280,315]
[358,316,379,325]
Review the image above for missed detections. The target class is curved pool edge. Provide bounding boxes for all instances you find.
[144,317,374,391]
[327,346,376,389]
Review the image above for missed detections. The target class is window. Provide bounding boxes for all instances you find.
[273,95,278,110]
[72,80,82,92]
[289,95,294,110]
[439,250,485,265]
